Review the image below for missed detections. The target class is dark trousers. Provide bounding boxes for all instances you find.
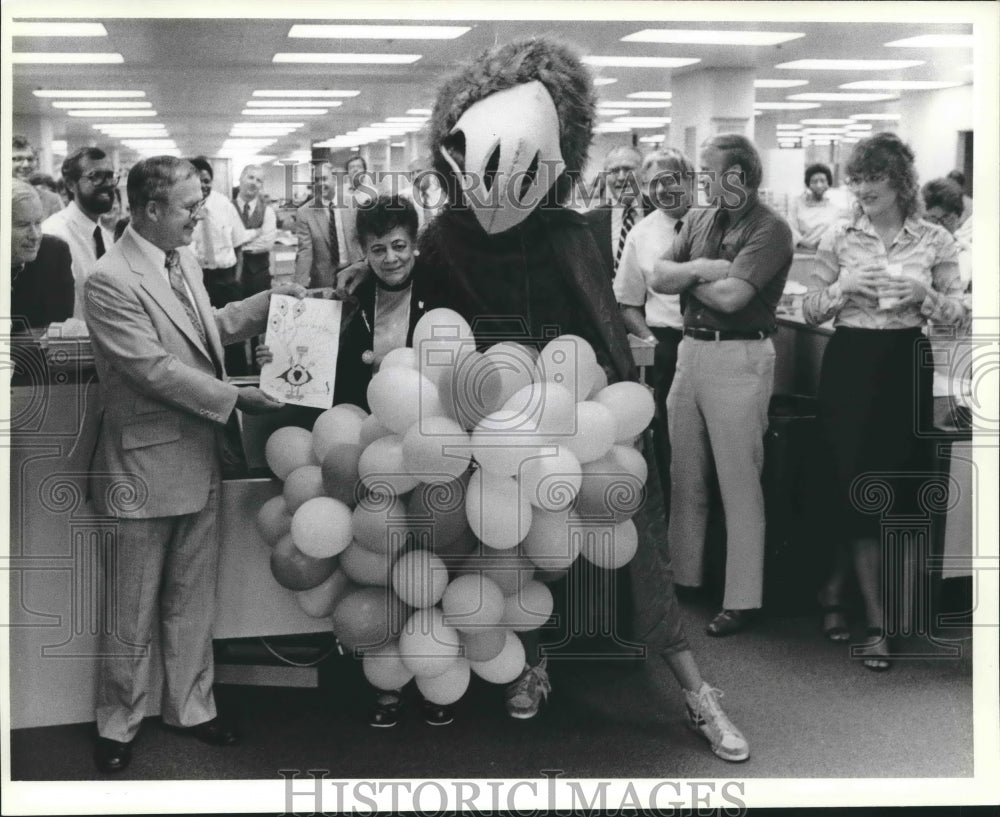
[202,265,248,376]
[241,251,272,373]
[650,326,683,519]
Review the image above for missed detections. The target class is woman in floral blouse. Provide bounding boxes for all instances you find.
[802,132,967,671]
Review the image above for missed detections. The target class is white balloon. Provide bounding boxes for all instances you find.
[402,415,473,483]
[416,657,471,705]
[518,445,581,511]
[483,342,539,405]
[359,413,394,448]
[290,496,353,558]
[535,334,599,402]
[391,549,449,609]
[465,468,531,549]
[412,309,475,389]
[471,409,548,477]
[500,381,576,439]
[379,346,418,372]
[593,381,656,442]
[441,573,505,632]
[367,368,444,435]
[469,629,526,684]
[358,434,420,496]
[399,607,461,679]
[564,401,616,464]
[312,405,366,460]
[362,640,415,691]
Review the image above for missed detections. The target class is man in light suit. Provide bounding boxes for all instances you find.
[294,161,364,288]
[584,144,652,281]
[84,156,303,774]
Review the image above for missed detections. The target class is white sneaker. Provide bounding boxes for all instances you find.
[505,658,552,719]
[684,682,750,762]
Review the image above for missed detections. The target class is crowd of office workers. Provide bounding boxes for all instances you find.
[9,124,972,771]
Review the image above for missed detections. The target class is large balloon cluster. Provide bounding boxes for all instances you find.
[256,309,655,705]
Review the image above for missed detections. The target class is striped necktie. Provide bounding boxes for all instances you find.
[614,203,636,275]
[165,250,207,346]
[328,202,341,269]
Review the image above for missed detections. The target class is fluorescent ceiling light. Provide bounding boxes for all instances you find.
[288,24,470,39]
[755,79,809,88]
[849,113,900,120]
[804,128,847,134]
[254,90,360,98]
[406,109,432,116]
[800,118,854,125]
[598,109,630,117]
[775,124,803,130]
[776,59,923,71]
[594,124,632,133]
[593,78,618,86]
[273,53,422,64]
[598,100,671,109]
[844,123,873,129]
[810,139,833,145]
[67,109,157,117]
[788,92,899,102]
[12,52,123,64]
[246,100,341,108]
[612,117,671,127]
[885,34,973,48]
[390,142,406,148]
[583,56,700,68]
[385,116,428,123]
[35,89,144,98]
[638,135,666,144]
[754,102,821,110]
[93,122,164,129]
[840,80,965,91]
[627,91,672,99]
[241,108,327,116]
[11,22,107,37]
[51,100,152,109]
[622,29,803,46]
[122,140,178,148]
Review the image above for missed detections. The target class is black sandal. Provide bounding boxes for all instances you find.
[821,605,850,643]
[859,626,892,672]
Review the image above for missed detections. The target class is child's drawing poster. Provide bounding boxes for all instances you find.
[259,294,342,409]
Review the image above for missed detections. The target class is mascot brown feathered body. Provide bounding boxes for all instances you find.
[414,37,681,659]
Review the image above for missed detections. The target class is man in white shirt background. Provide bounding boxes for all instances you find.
[189,156,249,375]
[42,147,117,320]
[613,148,694,512]
[233,164,277,373]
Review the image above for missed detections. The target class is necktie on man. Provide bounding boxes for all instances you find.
[165,250,207,347]
[614,203,636,275]
[93,225,106,260]
[328,202,341,271]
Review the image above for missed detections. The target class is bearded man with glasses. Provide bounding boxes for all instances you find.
[42,146,119,320]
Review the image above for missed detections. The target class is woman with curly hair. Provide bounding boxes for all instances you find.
[802,133,967,670]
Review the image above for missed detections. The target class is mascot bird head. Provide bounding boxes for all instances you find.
[428,37,596,235]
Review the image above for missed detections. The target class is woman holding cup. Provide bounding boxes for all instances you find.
[802,132,967,670]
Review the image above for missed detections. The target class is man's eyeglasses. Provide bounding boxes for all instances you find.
[79,170,120,186]
[178,198,206,219]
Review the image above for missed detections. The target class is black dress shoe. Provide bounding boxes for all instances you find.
[95,737,133,774]
[706,608,755,637]
[192,717,242,746]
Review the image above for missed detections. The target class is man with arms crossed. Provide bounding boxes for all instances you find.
[85,156,302,774]
[652,134,792,637]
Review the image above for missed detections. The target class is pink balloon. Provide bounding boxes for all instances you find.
[283,465,326,513]
[441,573,505,632]
[501,580,554,632]
[460,627,507,662]
[270,533,337,591]
[332,587,409,653]
[399,607,461,679]
[391,549,450,609]
[256,494,292,545]
[321,443,364,507]
[353,493,409,556]
[296,569,352,618]
[459,545,535,596]
[339,541,392,586]
[406,475,472,553]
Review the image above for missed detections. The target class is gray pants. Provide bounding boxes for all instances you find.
[667,337,775,610]
[96,485,220,742]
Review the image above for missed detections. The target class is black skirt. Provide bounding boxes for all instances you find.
[818,326,933,538]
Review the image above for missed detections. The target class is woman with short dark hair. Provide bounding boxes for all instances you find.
[802,133,967,670]
[788,162,848,251]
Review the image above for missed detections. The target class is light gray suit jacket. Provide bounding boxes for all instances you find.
[293,198,363,288]
[84,227,270,519]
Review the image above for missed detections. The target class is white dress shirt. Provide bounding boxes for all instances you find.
[234,196,277,254]
[191,190,247,269]
[43,199,115,320]
[613,209,683,329]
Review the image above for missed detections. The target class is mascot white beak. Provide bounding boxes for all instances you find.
[440,80,566,235]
